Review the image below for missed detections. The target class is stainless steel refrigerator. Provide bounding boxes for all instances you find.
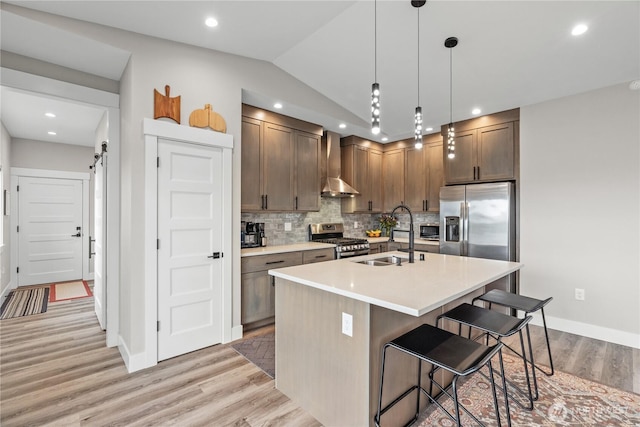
[439,182,517,293]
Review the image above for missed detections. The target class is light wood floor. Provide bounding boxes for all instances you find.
[0,297,320,427]
[1,295,637,426]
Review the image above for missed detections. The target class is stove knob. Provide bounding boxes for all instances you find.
[336,246,342,252]
[345,245,352,252]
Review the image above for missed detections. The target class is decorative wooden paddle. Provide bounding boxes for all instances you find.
[154,85,181,123]
[189,104,227,133]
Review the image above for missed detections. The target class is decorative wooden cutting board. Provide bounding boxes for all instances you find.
[189,104,227,133]
[154,85,181,123]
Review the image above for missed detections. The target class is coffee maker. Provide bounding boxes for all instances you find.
[241,221,266,248]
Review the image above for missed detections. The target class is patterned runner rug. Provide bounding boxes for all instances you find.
[416,353,640,426]
[49,280,92,302]
[0,287,49,320]
[231,332,275,378]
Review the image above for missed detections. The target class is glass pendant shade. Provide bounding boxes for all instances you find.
[447,124,455,158]
[414,106,423,148]
[371,83,380,134]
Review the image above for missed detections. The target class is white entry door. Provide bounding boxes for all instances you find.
[93,155,107,330]
[18,176,83,286]
[157,139,224,361]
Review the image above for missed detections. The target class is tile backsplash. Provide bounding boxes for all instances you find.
[241,198,439,246]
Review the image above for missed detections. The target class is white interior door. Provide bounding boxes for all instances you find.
[93,155,107,330]
[157,139,224,361]
[18,176,83,286]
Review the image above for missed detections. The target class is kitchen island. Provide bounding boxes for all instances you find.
[269,251,522,427]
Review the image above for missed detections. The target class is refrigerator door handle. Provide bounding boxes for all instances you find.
[463,201,471,256]
[460,202,466,256]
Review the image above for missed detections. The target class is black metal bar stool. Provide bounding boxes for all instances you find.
[437,303,535,413]
[473,289,555,379]
[374,324,507,427]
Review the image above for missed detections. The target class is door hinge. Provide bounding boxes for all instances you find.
[157,239,160,250]
[16,225,19,233]
[16,185,19,192]
[16,267,19,274]
[157,157,160,168]
[157,321,160,331]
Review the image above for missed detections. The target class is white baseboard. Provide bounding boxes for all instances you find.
[530,313,640,349]
[118,335,157,373]
[0,280,16,302]
[231,324,243,342]
[84,273,95,281]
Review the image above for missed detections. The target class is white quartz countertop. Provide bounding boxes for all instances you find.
[269,252,523,317]
[241,242,335,257]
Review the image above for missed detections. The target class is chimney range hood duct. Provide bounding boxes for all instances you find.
[321,131,360,198]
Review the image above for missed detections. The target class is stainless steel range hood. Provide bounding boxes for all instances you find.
[321,131,360,198]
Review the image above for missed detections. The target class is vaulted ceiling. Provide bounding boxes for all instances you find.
[1,1,639,146]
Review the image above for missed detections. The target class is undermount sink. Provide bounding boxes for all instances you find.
[354,256,405,266]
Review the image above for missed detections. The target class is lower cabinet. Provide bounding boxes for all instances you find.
[241,248,335,329]
[387,241,439,254]
[369,242,388,254]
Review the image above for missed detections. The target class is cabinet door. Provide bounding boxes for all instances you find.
[241,118,263,211]
[477,122,514,181]
[295,131,321,211]
[241,271,274,324]
[425,142,444,212]
[444,129,476,184]
[405,146,427,212]
[369,149,383,213]
[262,123,295,211]
[383,148,405,212]
[369,243,380,254]
[352,146,372,212]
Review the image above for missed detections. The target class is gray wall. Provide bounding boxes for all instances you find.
[520,82,639,346]
[11,138,95,173]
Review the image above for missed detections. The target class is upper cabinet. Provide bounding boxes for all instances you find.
[443,109,519,185]
[382,148,405,212]
[341,136,383,213]
[404,136,444,213]
[241,105,321,212]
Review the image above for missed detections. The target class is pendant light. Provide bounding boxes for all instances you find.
[371,0,381,135]
[445,36,458,159]
[412,1,426,149]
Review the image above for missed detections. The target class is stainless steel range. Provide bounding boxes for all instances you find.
[309,223,370,259]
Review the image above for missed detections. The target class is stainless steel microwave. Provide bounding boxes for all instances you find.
[419,223,439,241]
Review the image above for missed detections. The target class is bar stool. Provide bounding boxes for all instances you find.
[473,290,555,379]
[374,324,507,427]
[437,303,535,412]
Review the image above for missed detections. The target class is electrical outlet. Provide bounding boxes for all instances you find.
[284,222,292,231]
[354,221,359,228]
[342,312,353,337]
[575,288,585,301]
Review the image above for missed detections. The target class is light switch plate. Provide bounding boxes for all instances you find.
[342,312,353,337]
[284,222,292,231]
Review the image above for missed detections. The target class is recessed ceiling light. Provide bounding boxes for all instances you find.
[339,123,346,129]
[571,24,588,36]
[425,127,433,132]
[45,112,56,118]
[471,108,482,115]
[273,103,283,109]
[48,131,57,135]
[381,137,388,142]
[205,17,218,28]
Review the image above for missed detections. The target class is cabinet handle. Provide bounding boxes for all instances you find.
[425,199,428,211]
[473,166,477,180]
[261,195,265,209]
[265,260,285,265]
[314,255,327,259]
[265,194,268,210]
[295,196,298,210]
[477,166,480,180]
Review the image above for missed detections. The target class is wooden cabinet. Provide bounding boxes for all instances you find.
[443,109,518,185]
[341,139,383,213]
[302,248,335,264]
[405,136,443,213]
[241,105,321,212]
[368,242,388,254]
[386,241,439,254]
[382,148,405,212]
[241,248,333,329]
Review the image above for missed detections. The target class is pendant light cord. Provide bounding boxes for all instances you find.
[417,8,420,106]
[374,0,377,82]
[449,46,453,124]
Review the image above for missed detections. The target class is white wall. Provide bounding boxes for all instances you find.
[520,82,640,348]
[0,121,11,298]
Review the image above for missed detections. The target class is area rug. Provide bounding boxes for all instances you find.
[416,354,640,426]
[231,332,275,378]
[0,287,49,320]
[49,280,92,303]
